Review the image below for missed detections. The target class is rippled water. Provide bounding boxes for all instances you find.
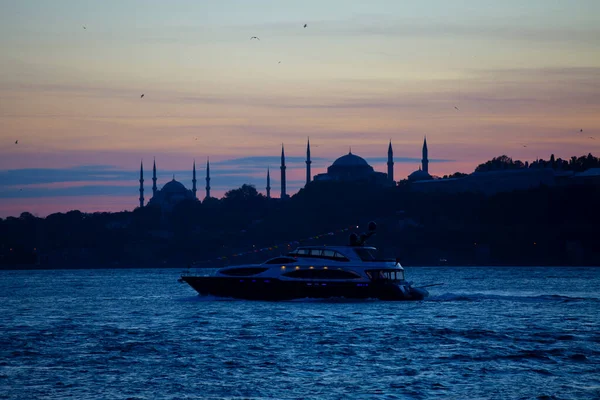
[1,266,599,399]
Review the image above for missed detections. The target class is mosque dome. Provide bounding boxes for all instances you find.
[408,169,432,181]
[332,152,370,167]
[147,178,196,212]
[313,150,391,185]
[162,179,187,193]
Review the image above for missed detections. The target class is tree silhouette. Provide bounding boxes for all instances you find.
[475,155,525,172]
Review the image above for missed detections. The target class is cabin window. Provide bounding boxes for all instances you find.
[289,248,350,262]
[322,250,335,258]
[282,269,361,280]
[366,269,405,282]
[264,257,296,265]
[333,252,350,261]
[220,267,269,276]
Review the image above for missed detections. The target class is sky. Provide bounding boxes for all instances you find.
[1,0,599,217]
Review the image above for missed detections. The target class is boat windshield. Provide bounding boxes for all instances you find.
[354,248,377,261]
[366,269,405,282]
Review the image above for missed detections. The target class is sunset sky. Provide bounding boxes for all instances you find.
[1,0,599,217]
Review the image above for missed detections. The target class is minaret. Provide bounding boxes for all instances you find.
[192,160,197,199]
[266,167,271,199]
[152,158,157,197]
[305,137,312,186]
[205,158,211,199]
[280,144,287,198]
[422,136,429,174]
[387,140,394,183]
[139,160,144,208]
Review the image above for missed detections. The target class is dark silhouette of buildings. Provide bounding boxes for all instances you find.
[138,139,403,207]
[4,152,600,269]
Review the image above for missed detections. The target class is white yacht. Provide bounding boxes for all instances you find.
[180,224,428,301]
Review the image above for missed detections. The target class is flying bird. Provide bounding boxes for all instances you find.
[140,94,144,98]
[590,137,595,140]
[522,145,527,148]
[454,106,459,111]
[15,140,18,144]
[580,129,583,132]
[250,36,260,40]
[83,26,86,30]
[304,24,307,28]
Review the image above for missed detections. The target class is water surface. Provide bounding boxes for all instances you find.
[1,266,599,399]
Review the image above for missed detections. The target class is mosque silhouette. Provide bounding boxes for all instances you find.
[138,138,431,210]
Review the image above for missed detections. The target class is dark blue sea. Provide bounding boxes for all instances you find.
[1,266,599,400]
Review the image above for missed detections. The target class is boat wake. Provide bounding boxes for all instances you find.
[428,292,599,303]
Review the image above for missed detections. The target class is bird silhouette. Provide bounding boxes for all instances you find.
[83,26,86,30]
[140,94,144,98]
[15,140,18,144]
[522,145,527,148]
[580,129,583,132]
[590,137,595,140]
[304,24,307,28]
[250,36,260,40]
[454,106,459,110]
[278,61,281,64]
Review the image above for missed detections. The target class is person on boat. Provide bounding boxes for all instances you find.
[351,221,377,246]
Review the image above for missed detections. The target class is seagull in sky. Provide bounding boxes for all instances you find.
[580,129,583,133]
[250,36,260,40]
[304,24,307,28]
[140,94,144,98]
[590,137,595,140]
[15,140,18,144]
[522,144,527,148]
[83,26,86,30]
[454,106,459,110]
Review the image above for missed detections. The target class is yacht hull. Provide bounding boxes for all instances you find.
[181,276,428,301]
